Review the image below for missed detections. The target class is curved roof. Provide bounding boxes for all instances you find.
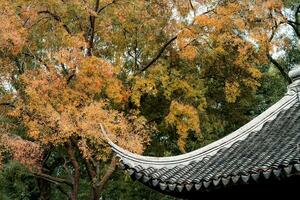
[103,67,300,193]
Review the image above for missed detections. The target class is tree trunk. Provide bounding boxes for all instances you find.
[84,160,100,200]
[97,155,117,193]
[84,156,117,200]
[66,143,80,200]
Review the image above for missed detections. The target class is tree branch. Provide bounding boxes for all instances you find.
[97,0,116,14]
[189,0,196,18]
[288,20,300,26]
[267,22,292,83]
[137,35,177,74]
[286,4,300,38]
[267,53,292,84]
[287,21,300,38]
[87,0,100,56]
[97,155,117,193]
[0,102,15,108]
[38,10,72,35]
[33,172,72,186]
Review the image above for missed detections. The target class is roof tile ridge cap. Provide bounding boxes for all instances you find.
[102,94,298,169]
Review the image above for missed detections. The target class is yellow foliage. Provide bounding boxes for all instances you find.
[180,45,198,61]
[106,79,130,104]
[225,81,240,103]
[165,101,200,152]
[131,77,157,107]
[247,67,262,79]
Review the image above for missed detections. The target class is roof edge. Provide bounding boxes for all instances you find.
[103,93,299,169]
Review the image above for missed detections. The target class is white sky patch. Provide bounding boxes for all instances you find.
[0,79,16,94]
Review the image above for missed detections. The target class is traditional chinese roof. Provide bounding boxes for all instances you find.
[103,67,300,196]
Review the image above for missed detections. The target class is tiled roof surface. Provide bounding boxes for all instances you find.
[121,101,300,192]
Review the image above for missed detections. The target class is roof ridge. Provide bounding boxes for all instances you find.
[104,93,299,169]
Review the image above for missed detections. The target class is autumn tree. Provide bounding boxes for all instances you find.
[0,0,299,199]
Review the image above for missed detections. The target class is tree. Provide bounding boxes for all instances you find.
[0,0,299,199]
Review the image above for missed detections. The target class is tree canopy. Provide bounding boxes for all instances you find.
[0,0,299,199]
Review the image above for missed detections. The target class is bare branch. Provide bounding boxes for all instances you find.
[137,35,177,74]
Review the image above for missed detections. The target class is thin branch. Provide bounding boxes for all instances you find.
[189,0,196,18]
[267,20,292,83]
[288,20,300,26]
[137,35,177,74]
[97,0,116,14]
[63,156,73,181]
[287,21,300,38]
[42,146,54,167]
[66,73,76,84]
[38,10,72,35]
[33,172,72,187]
[0,102,15,108]
[267,53,292,84]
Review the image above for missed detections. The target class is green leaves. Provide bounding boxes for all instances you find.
[0,161,39,200]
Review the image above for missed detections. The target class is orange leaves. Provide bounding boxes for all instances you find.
[0,134,42,171]
[177,27,198,60]
[165,101,200,152]
[105,79,130,104]
[71,56,115,98]
[216,2,240,16]
[235,18,246,30]
[180,45,198,60]
[177,28,196,49]
[75,67,103,97]
[74,102,151,160]
[263,0,283,10]
[0,1,28,55]
[195,15,217,27]
[7,34,152,160]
